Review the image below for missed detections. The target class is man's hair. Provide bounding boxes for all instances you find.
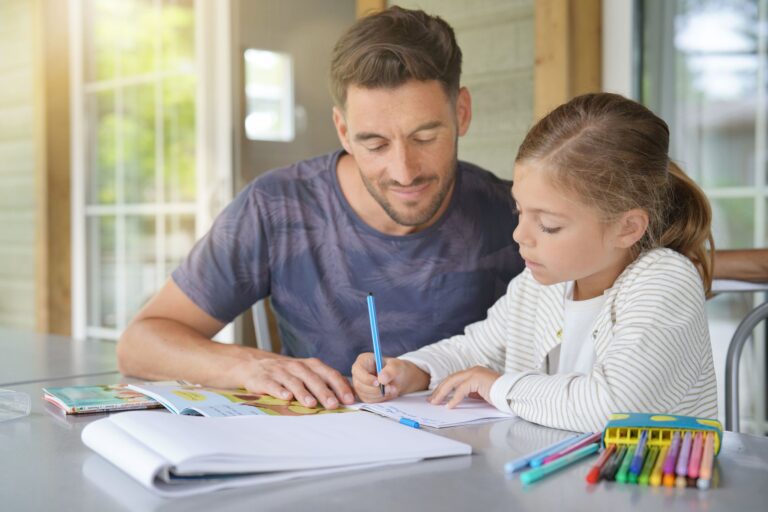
[330,6,462,108]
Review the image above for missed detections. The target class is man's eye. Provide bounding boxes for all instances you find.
[414,137,436,145]
[367,144,387,152]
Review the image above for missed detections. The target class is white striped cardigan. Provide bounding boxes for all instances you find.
[400,248,718,432]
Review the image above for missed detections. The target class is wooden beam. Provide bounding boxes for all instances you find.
[34,0,72,335]
[534,0,602,120]
[356,0,386,19]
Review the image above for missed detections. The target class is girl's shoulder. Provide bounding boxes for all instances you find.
[612,247,705,302]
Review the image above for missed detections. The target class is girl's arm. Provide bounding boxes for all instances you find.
[492,254,717,432]
[398,271,536,389]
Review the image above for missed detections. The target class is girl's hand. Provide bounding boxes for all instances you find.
[429,366,501,408]
[351,353,430,403]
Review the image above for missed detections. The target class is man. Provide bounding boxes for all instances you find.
[117,7,523,410]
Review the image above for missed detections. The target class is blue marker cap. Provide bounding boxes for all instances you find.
[399,417,420,429]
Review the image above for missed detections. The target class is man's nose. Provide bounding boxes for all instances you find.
[388,144,420,185]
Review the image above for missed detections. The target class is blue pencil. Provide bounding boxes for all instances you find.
[366,293,385,396]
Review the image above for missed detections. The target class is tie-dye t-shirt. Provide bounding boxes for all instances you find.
[172,150,523,374]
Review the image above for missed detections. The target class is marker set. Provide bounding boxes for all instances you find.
[588,413,722,489]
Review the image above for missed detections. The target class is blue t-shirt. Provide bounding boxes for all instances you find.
[172,150,523,374]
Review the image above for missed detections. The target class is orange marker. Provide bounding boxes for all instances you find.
[697,432,715,490]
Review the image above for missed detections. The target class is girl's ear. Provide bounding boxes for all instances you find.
[614,209,649,249]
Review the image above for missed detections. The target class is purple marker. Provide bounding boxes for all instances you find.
[675,431,693,487]
[662,432,681,477]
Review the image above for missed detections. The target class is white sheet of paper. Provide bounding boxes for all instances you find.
[353,392,515,428]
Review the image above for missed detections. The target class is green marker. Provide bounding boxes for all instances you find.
[615,445,636,484]
[639,446,659,485]
[519,443,599,485]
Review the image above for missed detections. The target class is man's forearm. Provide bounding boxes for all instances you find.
[712,249,768,282]
[116,318,281,388]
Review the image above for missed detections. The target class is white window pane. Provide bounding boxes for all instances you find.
[163,76,196,203]
[711,197,755,249]
[125,215,157,321]
[164,214,196,277]
[123,84,157,204]
[85,90,116,205]
[86,215,116,329]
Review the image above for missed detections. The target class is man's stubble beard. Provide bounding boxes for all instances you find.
[358,151,458,228]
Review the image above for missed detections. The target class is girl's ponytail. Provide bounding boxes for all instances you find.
[659,162,714,294]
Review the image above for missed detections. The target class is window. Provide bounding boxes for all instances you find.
[71,0,233,341]
[640,0,767,433]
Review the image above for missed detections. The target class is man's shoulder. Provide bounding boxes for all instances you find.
[247,150,340,193]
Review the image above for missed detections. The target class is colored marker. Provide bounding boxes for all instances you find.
[650,445,668,487]
[529,432,593,468]
[687,432,704,479]
[662,432,681,487]
[600,445,626,481]
[675,431,693,488]
[504,433,583,473]
[615,445,636,484]
[697,432,715,490]
[520,443,599,485]
[543,432,602,466]
[638,446,659,485]
[399,417,420,429]
[366,293,385,396]
[586,444,616,484]
[629,429,649,475]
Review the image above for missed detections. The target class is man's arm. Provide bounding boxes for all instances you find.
[117,279,355,408]
[712,249,768,282]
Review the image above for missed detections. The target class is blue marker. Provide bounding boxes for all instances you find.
[629,429,648,475]
[529,432,593,468]
[367,293,385,396]
[504,433,583,473]
[399,417,420,429]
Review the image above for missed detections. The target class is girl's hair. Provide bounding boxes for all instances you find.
[515,93,714,293]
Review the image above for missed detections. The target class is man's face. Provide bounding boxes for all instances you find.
[333,80,471,229]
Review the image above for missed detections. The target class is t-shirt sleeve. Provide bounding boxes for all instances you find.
[171,183,270,323]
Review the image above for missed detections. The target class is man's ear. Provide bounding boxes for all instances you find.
[614,209,649,248]
[456,87,472,137]
[332,106,353,154]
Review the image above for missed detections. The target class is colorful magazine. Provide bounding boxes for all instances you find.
[126,382,358,417]
[43,384,162,414]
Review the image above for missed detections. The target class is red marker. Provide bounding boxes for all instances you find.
[586,444,616,484]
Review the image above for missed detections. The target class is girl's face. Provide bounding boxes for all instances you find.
[511,161,636,300]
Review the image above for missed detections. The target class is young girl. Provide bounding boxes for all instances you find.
[351,93,718,433]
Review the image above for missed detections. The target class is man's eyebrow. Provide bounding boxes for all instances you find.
[353,121,444,143]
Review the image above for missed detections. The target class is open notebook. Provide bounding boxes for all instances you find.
[354,391,515,428]
[81,410,471,497]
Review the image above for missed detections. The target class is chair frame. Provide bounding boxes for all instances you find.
[724,300,768,432]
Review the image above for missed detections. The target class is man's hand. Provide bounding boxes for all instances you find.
[234,356,355,409]
[428,366,500,408]
[351,353,430,403]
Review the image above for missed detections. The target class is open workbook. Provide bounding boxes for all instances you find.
[81,411,471,497]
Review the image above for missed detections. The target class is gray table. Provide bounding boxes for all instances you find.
[0,327,118,385]
[2,375,768,511]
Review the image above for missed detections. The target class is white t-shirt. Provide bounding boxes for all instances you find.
[557,281,607,374]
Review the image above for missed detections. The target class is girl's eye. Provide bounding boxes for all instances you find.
[539,224,561,234]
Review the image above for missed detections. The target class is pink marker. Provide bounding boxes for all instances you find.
[541,432,603,465]
[687,432,704,479]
